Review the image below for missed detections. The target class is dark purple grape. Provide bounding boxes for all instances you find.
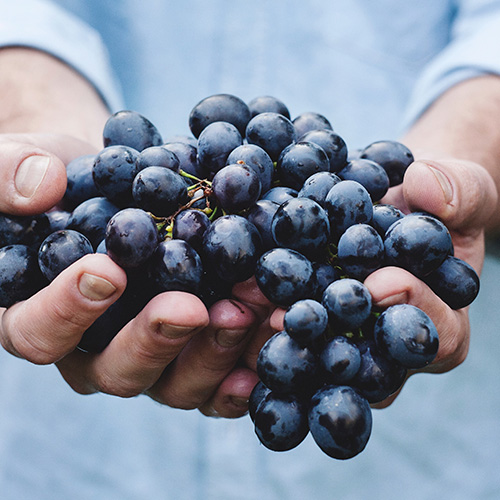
[292,111,333,138]
[360,140,413,187]
[299,129,348,173]
[38,230,93,281]
[202,215,262,283]
[371,204,405,237]
[226,144,274,193]
[384,214,453,278]
[351,339,407,404]
[319,336,362,384]
[261,186,298,205]
[0,213,51,249]
[66,197,120,250]
[196,121,243,176]
[148,239,203,295]
[422,255,479,309]
[245,199,280,251]
[132,166,188,217]
[172,209,211,255]
[247,95,291,119]
[245,112,297,162]
[103,110,163,151]
[93,145,141,206]
[105,208,159,269]
[189,93,251,138]
[257,330,317,395]
[324,180,373,242]
[337,223,384,280]
[164,135,198,148]
[374,304,439,369]
[298,171,341,208]
[322,278,372,332]
[283,299,328,346]
[212,163,262,213]
[255,247,315,308]
[276,141,330,191]
[308,385,372,460]
[338,159,389,202]
[271,197,330,260]
[253,391,309,452]
[0,244,46,307]
[62,154,100,211]
[136,146,180,173]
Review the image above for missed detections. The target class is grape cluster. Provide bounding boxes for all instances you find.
[0,93,480,459]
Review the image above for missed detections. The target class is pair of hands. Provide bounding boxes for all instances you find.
[0,132,496,417]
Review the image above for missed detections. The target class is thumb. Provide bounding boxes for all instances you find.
[402,159,498,234]
[0,134,96,215]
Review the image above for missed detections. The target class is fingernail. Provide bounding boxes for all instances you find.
[78,272,117,301]
[15,155,51,198]
[215,328,248,348]
[427,165,453,204]
[159,323,199,339]
[374,291,408,309]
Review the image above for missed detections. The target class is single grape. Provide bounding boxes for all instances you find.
[93,145,141,206]
[298,171,341,208]
[374,304,439,369]
[105,208,159,269]
[271,197,330,260]
[261,186,298,205]
[337,223,384,280]
[371,204,405,237]
[308,385,372,460]
[319,336,362,384]
[132,166,188,217]
[384,213,453,278]
[360,140,414,187]
[148,239,204,295]
[163,142,207,179]
[253,391,309,452]
[257,330,317,395]
[422,255,480,309]
[245,199,280,251]
[103,109,163,151]
[189,93,251,138]
[292,111,333,138]
[245,112,297,162]
[276,141,330,190]
[212,163,262,213]
[338,159,389,202]
[172,209,211,255]
[38,230,93,281]
[255,247,315,307]
[202,215,262,283]
[283,299,329,346]
[322,278,372,332]
[136,146,180,172]
[247,95,291,119]
[62,154,100,211]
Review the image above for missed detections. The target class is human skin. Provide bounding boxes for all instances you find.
[0,48,498,416]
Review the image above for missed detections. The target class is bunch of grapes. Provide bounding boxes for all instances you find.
[0,94,480,459]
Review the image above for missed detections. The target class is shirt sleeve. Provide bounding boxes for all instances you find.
[402,0,500,129]
[0,0,123,111]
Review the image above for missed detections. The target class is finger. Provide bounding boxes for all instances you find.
[57,291,210,397]
[0,134,95,215]
[0,253,126,364]
[364,266,468,374]
[199,367,260,418]
[146,299,257,409]
[402,159,497,233]
[232,276,275,321]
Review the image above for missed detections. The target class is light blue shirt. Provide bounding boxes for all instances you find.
[0,1,500,499]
